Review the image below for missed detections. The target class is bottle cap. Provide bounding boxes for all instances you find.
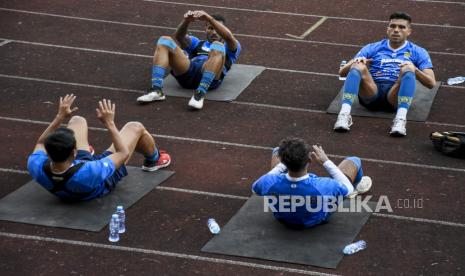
[117,205,123,210]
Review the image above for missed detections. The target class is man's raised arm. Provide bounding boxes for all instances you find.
[33,94,78,152]
[194,11,238,51]
[174,11,195,49]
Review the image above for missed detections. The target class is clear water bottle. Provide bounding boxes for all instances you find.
[108,214,120,242]
[116,205,126,234]
[447,76,464,85]
[339,60,347,81]
[342,240,367,255]
[207,218,220,234]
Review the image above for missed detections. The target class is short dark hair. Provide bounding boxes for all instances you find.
[389,12,412,24]
[211,14,226,24]
[278,137,310,172]
[44,127,76,162]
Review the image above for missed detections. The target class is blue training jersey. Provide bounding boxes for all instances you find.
[27,150,116,200]
[252,170,349,228]
[184,35,241,76]
[354,39,433,83]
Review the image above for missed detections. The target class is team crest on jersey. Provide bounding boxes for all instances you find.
[404,51,411,58]
[391,52,397,58]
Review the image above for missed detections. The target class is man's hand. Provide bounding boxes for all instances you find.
[183,10,196,22]
[96,99,116,128]
[353,57,372,65]
[400,61,416,71]
[310,145,330,165]
[192,10,211,22]
[57,94,78,120]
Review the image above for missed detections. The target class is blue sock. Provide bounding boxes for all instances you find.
[197,70,216,94]
[397,71,416,110]
[144,149,160,162]
[151,65,166,89]
[342,68,362,105]
[345,156,363,186]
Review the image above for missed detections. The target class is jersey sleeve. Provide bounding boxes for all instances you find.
[414,46,433,70]
[226,40,241,64]
[354,43,376,59]
[27,150,48,180]
[252,174,275,196]
[184,35,200,54]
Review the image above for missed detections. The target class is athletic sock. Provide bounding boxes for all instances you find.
[396,71,416,119]
[151,65,166,89]
[340,68,362,114]
[196,70,216,94]
[144,149,160,162]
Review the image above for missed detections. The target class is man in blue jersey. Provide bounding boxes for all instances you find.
[252,137,372,228]
[27,94,171,201]
[334,12,436,136]
[137,10,241,110]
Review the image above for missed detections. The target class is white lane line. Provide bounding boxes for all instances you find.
[1,8,465,57]
[286,17,328,39]
[2,167,465,228]
[408,0,465,4]
[0,232,337,276]
[1,115,465,173]
[143,0,465,29]
[0,39,11,47]
[0,73,464,128]
[156,186,249,200]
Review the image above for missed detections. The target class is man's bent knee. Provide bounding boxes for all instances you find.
[350,63,368,73]
[209,42,225,56]
[124,121,145,134]
[157,36,177,50]
[400,64,415,75]
[68,115,87,125]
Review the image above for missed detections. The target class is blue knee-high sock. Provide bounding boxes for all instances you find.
[151,65,166,89]
[144,149,160,162]
[342,68,362,106]
[197,70,216,94]
[397,71,416,110]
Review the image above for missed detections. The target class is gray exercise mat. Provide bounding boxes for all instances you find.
[0,167,174,232]
[163,64,265,101]
[327,81,441,121]
[201,195,375,269]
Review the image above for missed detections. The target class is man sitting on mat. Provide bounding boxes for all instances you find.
[252,137,372,228]
[27,94,171,201]
[137,10,241,110]
[334,12,436,136]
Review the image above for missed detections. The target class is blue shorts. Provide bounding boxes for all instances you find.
[76,150,128,196]
[173,58,223,90]
[359,81,396,112]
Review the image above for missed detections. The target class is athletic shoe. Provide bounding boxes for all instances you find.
[188,91,205,109]
[142,150,171,172]
[137,87,165,103]
[334,113,353,132]
[390,118,407,137]
[347,176,373,199]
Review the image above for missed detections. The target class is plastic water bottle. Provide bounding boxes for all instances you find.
[116,206,126,234]
[108,214,120,242]
[339,60,347,81]
[447,76,465,85]
[342,240,367,255]
[207,218,221,234]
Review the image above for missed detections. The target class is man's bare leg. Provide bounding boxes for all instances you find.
[66,116,90,152]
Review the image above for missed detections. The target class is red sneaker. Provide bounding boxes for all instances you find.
[142,150,171,171]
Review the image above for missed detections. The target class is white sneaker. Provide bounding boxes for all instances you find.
[188,91,205,109]
[334,113,353,131]
[390,118,407,136]
[137,88,165,103]
[347,176,373,198]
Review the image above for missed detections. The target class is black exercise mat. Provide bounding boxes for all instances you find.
[326,81,441,121]
[201,195,375,269]
[163,64,265,101]
[0,167,174,232]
